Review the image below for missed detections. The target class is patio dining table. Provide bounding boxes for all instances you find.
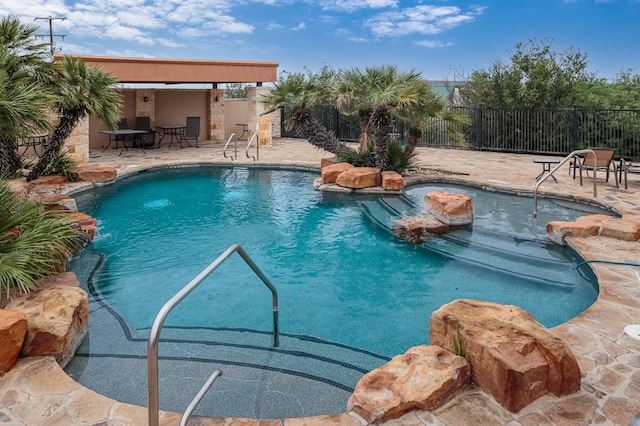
[100,129,149,156]
[156,125,186,147]
[18,133,49,157]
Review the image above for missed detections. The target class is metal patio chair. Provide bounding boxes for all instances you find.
[178,116,200,148]
[573,147,618,187]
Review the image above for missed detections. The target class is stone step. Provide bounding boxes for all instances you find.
[360,197,579,287]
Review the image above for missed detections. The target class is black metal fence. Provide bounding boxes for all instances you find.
[281,105,640,159]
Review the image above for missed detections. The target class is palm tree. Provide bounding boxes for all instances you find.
[0,16,57,178]
[28,56,122,180]
[261,71,352,155]
[0,179,83,297]
[336,65,427,171]
[395,89,469,161]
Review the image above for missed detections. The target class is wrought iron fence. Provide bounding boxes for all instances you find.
[281,105,640,159]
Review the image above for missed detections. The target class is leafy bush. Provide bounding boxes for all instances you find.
[337,139,417,174]
[46,152,78,181]
[0,179,84,298]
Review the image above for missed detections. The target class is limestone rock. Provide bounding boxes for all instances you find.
[600,218,640,242]
[429,299,581,413]
[336,167,381,189]
[0,309,28,375]
[546,214,614,245]
[381,171,403,191]
[322,162,354,184]
[71,165,117,183]
[35,195,78,212]
[392,215,450,244]
[320,156,338,169]
[63,211,98,242]
[424,191,473,226]
[29,175,67,186]
[4,285,89,368]
[347,345,470,424]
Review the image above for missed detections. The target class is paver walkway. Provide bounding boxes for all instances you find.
[1,138,639,425]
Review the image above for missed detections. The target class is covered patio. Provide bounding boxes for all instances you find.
[54,54,279,163]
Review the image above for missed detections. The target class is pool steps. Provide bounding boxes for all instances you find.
[359,196,590,288]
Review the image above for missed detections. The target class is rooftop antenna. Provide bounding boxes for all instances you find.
[35,16,66,56]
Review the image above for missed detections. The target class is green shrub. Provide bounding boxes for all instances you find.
[337,139,418,174]
[0,179,84,298]
[46,152,78,182]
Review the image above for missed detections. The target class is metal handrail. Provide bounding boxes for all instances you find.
[147,244,279,426]
[533,149,597,217]
[180,370,222,426]
[223,133,238,160]
[245,133,259,162]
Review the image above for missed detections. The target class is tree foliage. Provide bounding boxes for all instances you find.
[460,39,596,108]
[263,64,465,172]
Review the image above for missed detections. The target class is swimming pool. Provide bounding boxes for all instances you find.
[65,165,602,419]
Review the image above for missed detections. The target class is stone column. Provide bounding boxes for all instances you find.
[66,117,89,163]
[135,90,156,127]
[247,86,272,147]
[209,89,225,141]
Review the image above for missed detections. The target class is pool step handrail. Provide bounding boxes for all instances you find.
[223,133,238,160]
[533,149,597,218]
[245,132,259,162]
[147,243,279,426]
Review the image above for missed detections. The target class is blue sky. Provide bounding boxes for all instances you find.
[2,0,639,82]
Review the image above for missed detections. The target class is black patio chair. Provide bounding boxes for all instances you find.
[134,116,157,148]
[179,116,200,148]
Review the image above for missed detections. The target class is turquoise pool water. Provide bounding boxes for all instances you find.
[65,165,602,418]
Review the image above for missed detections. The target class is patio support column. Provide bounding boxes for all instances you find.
[136,90,156,128]
[66,116,89,163]
[247,86,272,146]
[210,89,225,141]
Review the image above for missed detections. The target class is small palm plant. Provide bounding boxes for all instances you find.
[0,179,84,298]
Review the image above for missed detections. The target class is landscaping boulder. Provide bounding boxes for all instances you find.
[71,165,117,183]
[35,195,78,212]
[336,167,381,189]
[348,345,470,424]
[424,191,473,226]
[546,214,613,245]
[321,162,354,184]
[4,284,88,368]
[429,299,581,413]
[0,309,28,375]
[62,211,98,242]
[392,215,450,244]
[381,171,403,191]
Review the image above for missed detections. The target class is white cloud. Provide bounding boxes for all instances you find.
[321,0,398,12]
[366,5,478,37]
[293,22,306,31]
[413,40,452,48]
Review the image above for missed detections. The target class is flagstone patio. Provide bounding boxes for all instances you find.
[1,138,639,425]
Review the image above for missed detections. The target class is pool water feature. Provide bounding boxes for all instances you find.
[65,166,602,419]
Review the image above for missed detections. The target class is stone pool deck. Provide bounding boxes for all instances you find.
[1,138,639,425]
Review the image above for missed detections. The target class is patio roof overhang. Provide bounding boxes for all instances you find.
[54,54,278,85]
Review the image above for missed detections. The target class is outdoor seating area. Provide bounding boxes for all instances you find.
[156,116,200,148]
[570,147,618,187]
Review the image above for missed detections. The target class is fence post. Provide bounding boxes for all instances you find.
[572,104,578,152]
[476,106,483,150]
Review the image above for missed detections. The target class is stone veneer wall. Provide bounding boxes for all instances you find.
[248,86,272,147]
[209,88,225,141]
[66,117,89,164]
